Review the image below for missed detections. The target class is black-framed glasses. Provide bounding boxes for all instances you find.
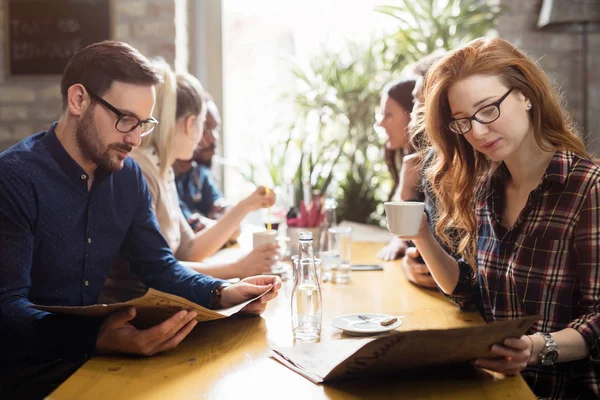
[86,88,158,137]
[448,88,514,135]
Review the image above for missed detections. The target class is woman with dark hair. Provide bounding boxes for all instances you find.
[375,78,420,262]
[380,78,418,201]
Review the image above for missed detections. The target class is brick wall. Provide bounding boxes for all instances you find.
[1,1,598,155]
[496,0,600,155]
[0,0,179,151]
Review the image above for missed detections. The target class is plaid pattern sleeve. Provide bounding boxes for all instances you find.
[569,178,600,360]
[445,260,481,311]
[444,151,600,399]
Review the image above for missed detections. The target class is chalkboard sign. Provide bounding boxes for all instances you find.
[7,0,111,75]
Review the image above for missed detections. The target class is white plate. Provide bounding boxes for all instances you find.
[331,313,403,336]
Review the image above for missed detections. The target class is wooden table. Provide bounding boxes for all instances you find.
[50,242,535,399]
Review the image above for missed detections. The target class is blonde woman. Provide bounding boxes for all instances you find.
[130,60,278,279]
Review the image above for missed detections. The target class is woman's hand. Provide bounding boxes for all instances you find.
[401,247,437,289]
[235,243,280,278]
[377,237,409,261]
[396,212,430,242]
[473,336,532,376]
[241,186,276,212]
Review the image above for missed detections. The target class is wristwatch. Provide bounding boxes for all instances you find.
[209,282,232,309]
[534,332,559,366]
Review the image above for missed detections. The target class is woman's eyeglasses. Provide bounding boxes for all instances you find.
[448,88,514,135]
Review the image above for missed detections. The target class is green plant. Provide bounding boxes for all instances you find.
[375,0,505,66]
[236,0,505,225]
[336,145,390,226]
[282,42,394,210]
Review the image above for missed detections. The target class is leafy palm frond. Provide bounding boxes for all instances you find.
[375,0,504,64]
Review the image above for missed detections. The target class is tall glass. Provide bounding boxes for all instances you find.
[328,226,352,284]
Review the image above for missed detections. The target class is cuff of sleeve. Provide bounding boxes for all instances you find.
[49,315,104,362]
[567,314,600,360]
[444,260,479,309]
[195,279,227,308]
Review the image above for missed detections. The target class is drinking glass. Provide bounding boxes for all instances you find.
[327,226,352,284]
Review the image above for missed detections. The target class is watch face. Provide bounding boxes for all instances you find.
[546,349,559,362]
[541,349,559,365]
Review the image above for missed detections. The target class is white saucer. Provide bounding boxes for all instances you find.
[331,313,403,336]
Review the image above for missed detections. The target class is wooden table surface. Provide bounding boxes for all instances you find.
[50,242,535,399]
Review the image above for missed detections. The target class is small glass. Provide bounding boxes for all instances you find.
[327,226,352,284]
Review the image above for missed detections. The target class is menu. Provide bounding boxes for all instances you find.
[33,287,270,328]
[271,315,537,383]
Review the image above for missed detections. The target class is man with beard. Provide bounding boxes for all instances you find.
[0,41,281,398]
[173,98,228,232]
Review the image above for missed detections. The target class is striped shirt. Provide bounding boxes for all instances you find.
[449,150,600,399]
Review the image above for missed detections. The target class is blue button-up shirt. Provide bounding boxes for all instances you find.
[0,122,223,365]
[176,163,224,221]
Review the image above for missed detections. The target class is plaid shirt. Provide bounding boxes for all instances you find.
[449,151,600,399]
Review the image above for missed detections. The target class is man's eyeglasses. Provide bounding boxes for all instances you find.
[448,88,514,135]
[86,88,158,137]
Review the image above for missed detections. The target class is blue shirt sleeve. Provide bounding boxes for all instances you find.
[120,166,224,307]
[178,195,194,222]
[0,160,102,364]
[198,166,223,214]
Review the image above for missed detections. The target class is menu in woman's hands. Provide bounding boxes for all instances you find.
[33,287,272,328]
[271,315,538,384]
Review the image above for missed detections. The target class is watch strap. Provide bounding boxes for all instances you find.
[209,282,232,309]
[534,332,558,366]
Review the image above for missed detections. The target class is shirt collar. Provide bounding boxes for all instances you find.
[486,150,569,217]
[43,121,111,190]
[543,150,572,185]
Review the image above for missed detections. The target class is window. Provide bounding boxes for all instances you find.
[221,0,396,202]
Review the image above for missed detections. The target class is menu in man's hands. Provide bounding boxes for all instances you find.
[271,315,537,384]
[33,287,270,328]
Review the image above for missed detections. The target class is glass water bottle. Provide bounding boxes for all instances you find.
[291,231,322,341]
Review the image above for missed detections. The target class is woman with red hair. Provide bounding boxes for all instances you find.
[401,37,599,399]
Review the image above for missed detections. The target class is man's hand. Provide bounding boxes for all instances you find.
[208,203,228,220]
[219,275,282,315]
[401,247,438,289]
[96,307,198,356]
[187,214,207,233]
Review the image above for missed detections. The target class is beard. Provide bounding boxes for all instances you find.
[75,108,132,172]
[194,144,216,168]
[196,156,213,168]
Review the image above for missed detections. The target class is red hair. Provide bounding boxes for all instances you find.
[422,37,588,269]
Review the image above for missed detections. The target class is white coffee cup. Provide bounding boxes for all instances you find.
[253,231,290,274]
[384,201,425,236]
[253,230,279,249]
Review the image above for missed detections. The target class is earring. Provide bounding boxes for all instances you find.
[527,103,532,109]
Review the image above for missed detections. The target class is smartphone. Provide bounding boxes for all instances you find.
[351,264,384,271]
